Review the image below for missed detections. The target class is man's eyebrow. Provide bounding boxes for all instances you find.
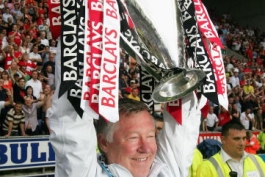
[232,136,246,139]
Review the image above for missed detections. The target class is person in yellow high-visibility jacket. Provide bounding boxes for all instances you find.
[188,148,203,177]
[197,121,265,177]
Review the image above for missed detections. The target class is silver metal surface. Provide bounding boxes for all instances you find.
[121,0,206,102]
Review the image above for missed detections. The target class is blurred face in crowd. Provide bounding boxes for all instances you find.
[14,3,19,10]
[36,36,42,43]
[14,103,23,113]
[14,44,19,51]
[121,73,128,81]
[51,40,56,47]
[18,78,25,88]
[232,103,238,111]
[32,46,38,53]
[155,120,163,136]
[48,52,55,61]
[209,106,214,114]
[20,66,26,73]
[221,129,246,161]
[7,17,12,23]
[24,97,33,107]
[26,86,33,96]
[98,110,157,177]
[22,40,29,47]
[12,24,18,32]
[132,88,139,97]
[246,131,253,140]
[22,53,29,61]
[40,31,46,39]
[7,45,14,52]
[38,2,43,8]
[5,8,10,14]
[132,72,138,79]
[46,65,52,73]
[25,35,31,42]
[8,36,14,44]
[31,71,39,80]
[1,71,9,80]
[44,85,51,95]
[14,74,19,82]
[130,81,137,89]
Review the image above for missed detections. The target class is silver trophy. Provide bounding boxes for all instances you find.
[120,0,205,102]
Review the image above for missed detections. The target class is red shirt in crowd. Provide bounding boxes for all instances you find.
[218,111,231,127]
[245,135,260,154]
[8,31,22,46]
[245,47,253,60]
[23,23,31,34]
[14,50,22,60]
[4,53,13,70]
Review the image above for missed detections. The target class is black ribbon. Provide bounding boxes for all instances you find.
[178,0,219,105]
[66,0,85,117]
[60,0,84,117]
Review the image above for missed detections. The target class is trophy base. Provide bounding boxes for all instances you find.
[152,69,205,103]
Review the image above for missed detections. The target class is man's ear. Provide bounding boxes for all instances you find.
[221,135,226,145]
[97,134,108,153]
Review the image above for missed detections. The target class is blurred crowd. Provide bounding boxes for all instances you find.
[0,0,55,137]
[202,10,265,132]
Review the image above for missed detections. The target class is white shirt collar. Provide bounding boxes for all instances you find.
[220,147,248,162]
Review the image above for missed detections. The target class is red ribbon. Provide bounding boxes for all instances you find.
[48,0,61,40]
[88,0,104,114]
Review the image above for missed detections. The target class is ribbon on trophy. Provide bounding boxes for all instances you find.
[139,68,156,114]
[59,1,78,97]
[48,0,61,40]
[178,0,228,110]
[88,0,103,114]
[66,0,86,117]
[194,0,223,48]
[98,0,120,122]
[50,0,121,122]
[194,0,228,110]
[50,0,94,118]
[59,0,85,117]
[81,0,98,117]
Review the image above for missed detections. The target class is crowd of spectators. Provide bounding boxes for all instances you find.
[201,10,265,134]
[0,0,55,137]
